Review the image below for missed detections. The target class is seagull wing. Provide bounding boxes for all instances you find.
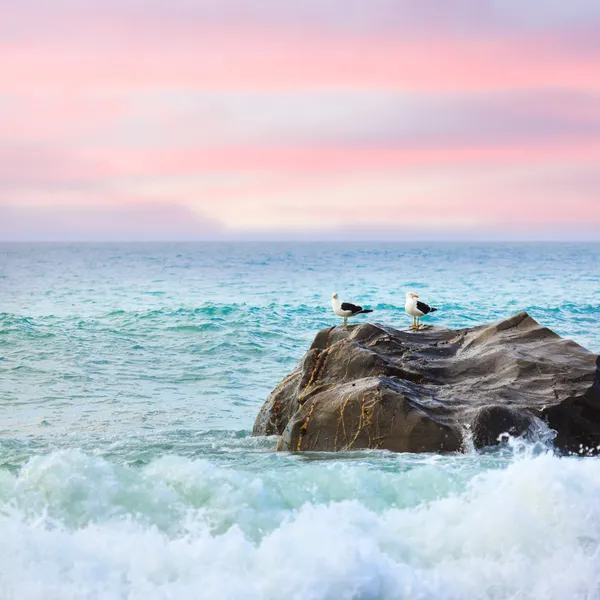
[416,300,434,314]
[341,302,362,313]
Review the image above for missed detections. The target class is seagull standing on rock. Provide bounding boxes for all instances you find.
[332,293,373,328]
[405,292,437,330]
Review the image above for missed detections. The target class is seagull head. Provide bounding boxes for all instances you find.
[406,292,419,299]
[332,293,339,299]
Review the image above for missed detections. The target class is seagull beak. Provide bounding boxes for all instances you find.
[413,294,419,298]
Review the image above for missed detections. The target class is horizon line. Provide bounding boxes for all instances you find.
[1,238,599,244]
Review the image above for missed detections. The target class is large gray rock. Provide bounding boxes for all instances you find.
[252,313,600,454]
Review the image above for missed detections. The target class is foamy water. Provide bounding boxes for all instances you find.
[2,447,600,599]
[1,243,599,599]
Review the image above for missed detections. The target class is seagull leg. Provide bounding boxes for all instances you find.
[411,316,417,330]
[343,316,348,328]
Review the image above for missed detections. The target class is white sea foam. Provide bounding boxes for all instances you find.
[1,449,600,600]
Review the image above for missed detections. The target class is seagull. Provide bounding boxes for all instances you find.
[331,293,373,328]
[405,292,437,330]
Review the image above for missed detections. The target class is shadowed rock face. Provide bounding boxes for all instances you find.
[252,313,600,454]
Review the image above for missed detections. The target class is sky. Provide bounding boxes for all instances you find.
[1,0,599,241]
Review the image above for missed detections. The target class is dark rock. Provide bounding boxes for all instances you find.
[471,405,538,447]
[252,313,600,454]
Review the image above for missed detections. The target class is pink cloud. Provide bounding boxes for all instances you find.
[3,143,597,186]
[1,26,600,93]
[0,93,126,143]
[1,2,599,239]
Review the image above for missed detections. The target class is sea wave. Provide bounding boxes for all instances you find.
[1,449,600,600]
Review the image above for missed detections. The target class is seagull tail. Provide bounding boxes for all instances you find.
[358,309,374,314]
[430,307,438,313]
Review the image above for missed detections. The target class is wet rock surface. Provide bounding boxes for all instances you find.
[252,313,600,454]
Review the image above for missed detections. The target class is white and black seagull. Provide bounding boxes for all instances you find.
[332,293,373,328]
[405,292,437,330]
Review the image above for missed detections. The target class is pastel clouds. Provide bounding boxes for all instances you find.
[1,0,600,240]
[3,28,600,94]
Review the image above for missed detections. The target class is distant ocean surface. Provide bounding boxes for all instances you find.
[1,242,599,600]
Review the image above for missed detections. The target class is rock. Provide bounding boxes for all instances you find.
[252,313,600,454]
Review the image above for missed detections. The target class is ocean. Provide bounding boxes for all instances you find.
[1,242,599,600]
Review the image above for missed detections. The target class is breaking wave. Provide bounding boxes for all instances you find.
[1,448,600,600]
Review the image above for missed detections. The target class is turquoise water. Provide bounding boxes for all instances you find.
[1,242,599,599]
